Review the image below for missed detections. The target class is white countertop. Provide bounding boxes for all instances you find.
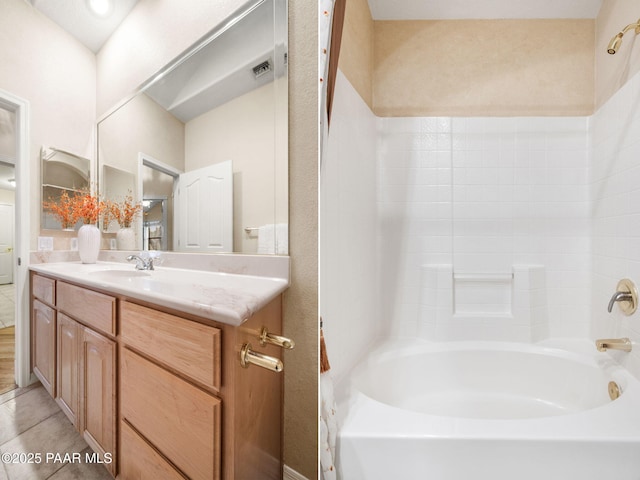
[30,261,289,326]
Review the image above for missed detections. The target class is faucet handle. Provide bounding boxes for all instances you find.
[608,279,638,315]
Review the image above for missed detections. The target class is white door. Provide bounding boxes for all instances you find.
[0,204,14,284]
[175,161,233,253]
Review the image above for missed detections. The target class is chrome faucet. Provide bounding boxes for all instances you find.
[607,279,638,315]
[126,254,155,271]
[608,291,634,312]
[595,338,632,352]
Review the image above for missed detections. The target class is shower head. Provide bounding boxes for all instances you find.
[607,33,624,54]
[607,19,640,54]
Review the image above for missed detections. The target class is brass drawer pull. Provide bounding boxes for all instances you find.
[240,343,283,373]
[259,327,295,350]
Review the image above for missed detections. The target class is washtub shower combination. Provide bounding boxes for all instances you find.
[336,275,640,479]
[337,338,640,479]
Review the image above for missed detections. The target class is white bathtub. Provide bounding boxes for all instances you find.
[336,339,640,480]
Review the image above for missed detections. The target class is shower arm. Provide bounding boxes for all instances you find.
[607,19,640,54]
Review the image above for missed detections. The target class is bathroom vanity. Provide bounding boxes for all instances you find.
[29,260,290,479]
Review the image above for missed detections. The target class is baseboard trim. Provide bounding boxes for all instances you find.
[284,464,309,480]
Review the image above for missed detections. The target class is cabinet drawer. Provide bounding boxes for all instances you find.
[121,349,221,480]
[120,421,186,480]
[120,302,221,390]
[33,275,55,305]
[57,282,115,336]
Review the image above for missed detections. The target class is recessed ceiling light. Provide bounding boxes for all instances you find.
[86,0,114,18]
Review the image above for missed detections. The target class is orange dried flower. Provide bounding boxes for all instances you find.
[43,190,79,229]
[73,191,103,225]
[106,194,142,228]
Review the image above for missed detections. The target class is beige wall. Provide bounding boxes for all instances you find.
[0,188,15,205]
[0,0,96,249]
[339,0,374,109]
[99,93,185,177]
[373,19,595,117]
[595,0,640,109]
[185,77,288,254]
[338,5,596,117]
[285,0,318,478]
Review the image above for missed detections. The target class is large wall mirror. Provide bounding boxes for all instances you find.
[98,0,288,255]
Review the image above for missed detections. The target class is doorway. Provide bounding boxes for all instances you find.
[0,109,16,394]
[0,89,31,390]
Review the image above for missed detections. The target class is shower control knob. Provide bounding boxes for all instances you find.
[608,279,638,315]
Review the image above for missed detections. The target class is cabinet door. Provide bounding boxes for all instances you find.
[32,299,56,397]
[56,313,79,426]
[79,327,116,476]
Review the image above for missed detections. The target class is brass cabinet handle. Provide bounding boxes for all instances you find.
[259,327,295,350]
[240,343,283,373]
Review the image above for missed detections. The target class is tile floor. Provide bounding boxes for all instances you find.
[0,284,15,329]
[0,384,112,480]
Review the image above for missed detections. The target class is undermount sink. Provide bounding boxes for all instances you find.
[88,269,152,280]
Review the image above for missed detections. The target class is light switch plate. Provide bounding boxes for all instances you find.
[110,238,117,250]
[70,238,78,251]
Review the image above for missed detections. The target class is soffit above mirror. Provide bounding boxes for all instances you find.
[143,0,286,122]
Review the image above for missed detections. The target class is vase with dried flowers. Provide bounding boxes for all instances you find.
[106,194,142,250]
[75,191,104,263]
[42,190,79,230]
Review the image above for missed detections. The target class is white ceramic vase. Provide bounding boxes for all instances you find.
[78,224,101,264]
[116,227,136,250]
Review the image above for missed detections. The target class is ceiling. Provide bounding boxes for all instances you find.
[28,0,139,53]
[367,0,604,20]
[28,0,605,55]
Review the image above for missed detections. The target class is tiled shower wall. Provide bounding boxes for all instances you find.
[324,69,640,381]
[591,72,640,378]
[379,116,591,339]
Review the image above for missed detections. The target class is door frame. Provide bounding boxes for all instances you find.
[0,89,32,388]
[138,152,181,251]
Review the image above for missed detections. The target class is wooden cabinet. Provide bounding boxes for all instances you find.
[121,348,221,480]
[31,272,284,480]
[119,421,185,480]
[31,274,117,477]
[32,299,56,397]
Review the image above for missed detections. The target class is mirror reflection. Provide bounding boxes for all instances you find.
[98,0,288,255]
[41,146,90,230]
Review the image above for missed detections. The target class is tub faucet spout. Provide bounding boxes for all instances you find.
[595,338,632,352]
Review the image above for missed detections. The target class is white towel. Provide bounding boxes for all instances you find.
[258,223,288,254]
[257,224,276,254]
[275,223,288,255]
